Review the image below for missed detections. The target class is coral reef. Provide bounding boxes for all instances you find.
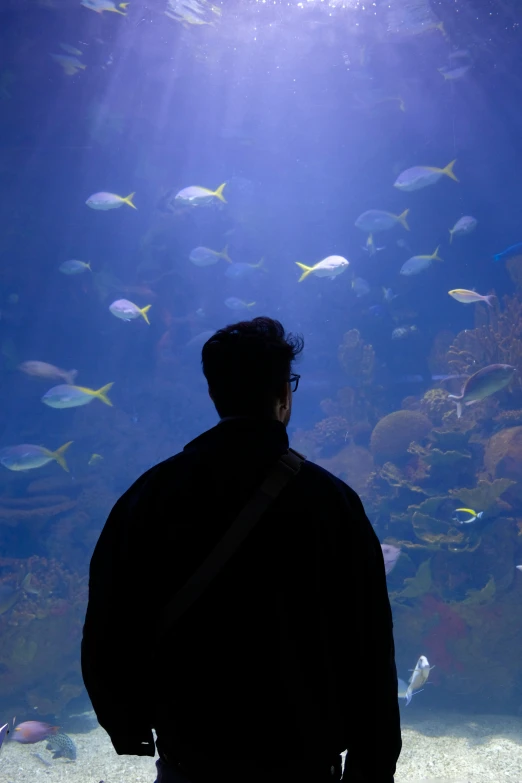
[447,293,522,397]
[370,410,431,463]
[0,556,87,718]
[338,329,375,382]
[485,426,522,481]
[418,387,454,425]
[316,444,374,495]
[310,416,350,454]
[0,495,77,527]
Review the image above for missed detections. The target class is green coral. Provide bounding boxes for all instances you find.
[397,559,432,599]
[431,426,473,451]
[459,576,496,607]
[370,410,432,463]
[449,478,515,511]
[424,448,472,468]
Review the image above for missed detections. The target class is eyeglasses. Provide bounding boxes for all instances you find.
[289,373,300,392]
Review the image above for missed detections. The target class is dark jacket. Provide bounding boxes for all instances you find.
[82,418,401,780]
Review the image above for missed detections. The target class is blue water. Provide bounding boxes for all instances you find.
[1,0,522,766]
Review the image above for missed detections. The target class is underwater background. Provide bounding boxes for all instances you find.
[2,0,522,773]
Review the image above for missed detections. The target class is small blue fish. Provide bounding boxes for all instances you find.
[50,54,86,76]
[352,277,370,297]
[382,287,398,302]
[59,260,91,275]
[224,297,256,311]
[362,233,385,257]
[493,242,522,263]
[225,258,266,280]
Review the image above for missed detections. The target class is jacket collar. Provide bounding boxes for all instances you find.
[184,417,289,454]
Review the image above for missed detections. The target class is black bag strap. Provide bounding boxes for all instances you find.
[158,448,305,640]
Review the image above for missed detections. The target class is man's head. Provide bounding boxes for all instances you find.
[202,317,304,425]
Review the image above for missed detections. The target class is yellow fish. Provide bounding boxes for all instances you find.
[448,289,494,306]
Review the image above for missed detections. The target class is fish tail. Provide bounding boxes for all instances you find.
[64,369,78,385]
[140,304,152,325]
[432,246,443,262]
[447,396,463,418]
[122,192,137,209]
[51,441,74,472]
[442,159,458,182]
[213,182,227,203]
[484,295,496,307]
[221,245,232,263]
[449,229,454,244]
[397,209,410,231]
[296,262,313,282]
[94,383,114,406]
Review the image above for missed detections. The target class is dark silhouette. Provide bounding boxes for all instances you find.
[82,317,401,783]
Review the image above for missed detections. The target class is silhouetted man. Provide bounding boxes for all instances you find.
[82,317,401,783]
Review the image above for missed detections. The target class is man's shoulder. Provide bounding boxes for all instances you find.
[297,457,361,504]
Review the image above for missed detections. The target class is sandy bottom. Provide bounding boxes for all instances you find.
[2,710,522,782]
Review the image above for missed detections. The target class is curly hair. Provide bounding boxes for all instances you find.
[202,317,304,418]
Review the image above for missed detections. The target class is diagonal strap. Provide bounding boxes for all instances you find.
[157,449,305,640]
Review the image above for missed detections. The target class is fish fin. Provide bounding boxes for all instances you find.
[20,573,32,591]
[397,209,410,231]
[454,401,463,418]
[139,304,152,325]
[247,302,256,308]
[256,257,268,272]
[120,2,129,6]
[295,262,313,282]
[94,383,114,406]
[212,182,227,203]
[449,229,454,244]
[432,246,443,262]
[485,295,495,307]
[64,369,78,385]
[442,159,458,182]
[221,245,232,263]
[50,441,74,472]
[86,262,92,271]
[122,192,137,209]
